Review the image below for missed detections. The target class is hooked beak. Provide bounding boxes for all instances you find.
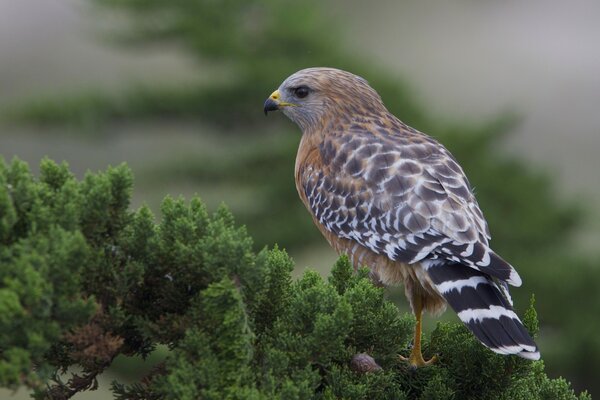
[263,90,297,116]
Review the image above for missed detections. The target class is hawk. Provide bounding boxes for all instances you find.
[263,67,540,366]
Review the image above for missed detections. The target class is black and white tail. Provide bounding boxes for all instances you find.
[426,261,540,360]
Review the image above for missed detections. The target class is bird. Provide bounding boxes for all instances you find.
[263,67,540,367]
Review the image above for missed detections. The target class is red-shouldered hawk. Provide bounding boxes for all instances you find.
[264,67,539,367]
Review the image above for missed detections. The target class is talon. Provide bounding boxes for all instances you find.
[398,295,438,368]
[399,352,437,368]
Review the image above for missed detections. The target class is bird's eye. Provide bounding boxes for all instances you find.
[294,86,310,99]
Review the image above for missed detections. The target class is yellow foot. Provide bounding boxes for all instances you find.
[399,352,438,368]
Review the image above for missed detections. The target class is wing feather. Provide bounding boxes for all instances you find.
[302,127,521,285]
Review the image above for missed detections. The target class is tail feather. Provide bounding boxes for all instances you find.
[426,261,540,360]
[439,242,523,287]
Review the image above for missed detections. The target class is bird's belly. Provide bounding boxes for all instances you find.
[322,229,447,315]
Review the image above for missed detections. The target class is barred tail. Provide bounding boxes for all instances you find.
[426,262,540,360]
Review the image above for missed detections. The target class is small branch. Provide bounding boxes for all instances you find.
[43,310,125,399]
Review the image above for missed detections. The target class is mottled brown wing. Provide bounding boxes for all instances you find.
[302,127,521,285]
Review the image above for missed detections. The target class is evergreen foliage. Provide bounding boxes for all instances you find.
[0,159,590,399]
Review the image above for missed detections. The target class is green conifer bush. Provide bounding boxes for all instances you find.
[0,159,590,399]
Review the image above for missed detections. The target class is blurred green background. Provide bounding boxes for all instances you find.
[1,0,599,398]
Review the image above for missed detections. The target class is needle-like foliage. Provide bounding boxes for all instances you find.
[0,159,590,399]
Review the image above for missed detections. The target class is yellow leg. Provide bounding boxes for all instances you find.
[399,295,437,368]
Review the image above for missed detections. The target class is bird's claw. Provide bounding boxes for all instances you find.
[399,353,438,368]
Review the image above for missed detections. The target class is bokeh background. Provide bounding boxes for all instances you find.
[1,0,599,398]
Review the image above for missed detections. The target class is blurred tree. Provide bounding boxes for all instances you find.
[2,0,600,395]
[0,159,590,399]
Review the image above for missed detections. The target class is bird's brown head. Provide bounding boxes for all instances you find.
[264,67,386,132]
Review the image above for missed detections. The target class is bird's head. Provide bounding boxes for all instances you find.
[264,67,386,132]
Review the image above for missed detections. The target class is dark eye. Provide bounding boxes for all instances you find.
[294,86,310,99]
